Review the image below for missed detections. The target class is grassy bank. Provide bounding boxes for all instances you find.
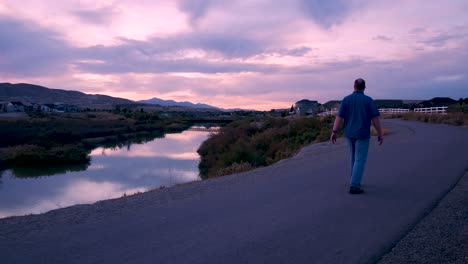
[197,116,335,179]
[0,111,193,169]
[383,112,468,126]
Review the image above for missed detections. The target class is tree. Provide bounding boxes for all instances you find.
[459,98,464,105]
[290,105,294,113]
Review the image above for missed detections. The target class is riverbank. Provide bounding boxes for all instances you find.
[197,116,335,178]
[0,111,193,170]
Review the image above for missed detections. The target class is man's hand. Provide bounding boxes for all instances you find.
[331,132,337,144]
[372,117,384,146]
[331,117,343,144]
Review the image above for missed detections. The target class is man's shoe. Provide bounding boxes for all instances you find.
[349,187,364,194]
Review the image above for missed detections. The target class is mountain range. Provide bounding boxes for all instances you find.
[0,83,225,110]
[0,83,133,108]
[138,98,219,109]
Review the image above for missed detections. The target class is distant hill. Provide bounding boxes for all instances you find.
[139,98,220,110]
[0,83,134,108]
[374,100,407,108]
[417,97,457,107]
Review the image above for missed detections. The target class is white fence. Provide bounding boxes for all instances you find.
[413,106,448,114]
[379,108,410,114]
[317,106,448,117]
[317,109,338,117]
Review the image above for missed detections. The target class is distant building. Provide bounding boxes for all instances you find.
[294,99,321,116]
[0,101,79,113]
[31,103,41,112]
[43,104,55,112]
[321,100,342,112]
[0,102,7,112]
[5,102,25,112]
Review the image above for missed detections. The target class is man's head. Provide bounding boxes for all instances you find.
[354,78,366,91]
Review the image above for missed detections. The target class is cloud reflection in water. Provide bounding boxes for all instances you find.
[0,129,208,218]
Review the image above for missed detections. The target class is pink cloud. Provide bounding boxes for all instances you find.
[1,0,467,110]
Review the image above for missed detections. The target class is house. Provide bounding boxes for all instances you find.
[0,102,7,112]
[294,99,321,116]
[42,104,55,112]
[5,102,25,112]
[63,104,79,112]
[22,103,33,112]
[48,103,79,112]
[31,103,41,112]
[322,100,342,111]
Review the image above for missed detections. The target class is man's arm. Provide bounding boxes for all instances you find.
[372,117,384,145]
[330,116,343,144]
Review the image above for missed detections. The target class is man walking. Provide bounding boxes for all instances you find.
[331,78,384,194]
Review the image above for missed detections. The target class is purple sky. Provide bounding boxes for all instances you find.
[1,0,467,110]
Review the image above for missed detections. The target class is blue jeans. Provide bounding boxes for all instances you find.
[347,138,370,188]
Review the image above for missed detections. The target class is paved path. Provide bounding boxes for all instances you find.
[379,171,467,263]
[1,120,467,264]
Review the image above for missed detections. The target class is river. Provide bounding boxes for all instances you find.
[0,127,214,218]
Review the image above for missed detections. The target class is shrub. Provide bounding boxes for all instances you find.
[198,117,332,179]
[1,144,90,166]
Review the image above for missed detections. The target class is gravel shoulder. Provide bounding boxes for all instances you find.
[378,171,468,264]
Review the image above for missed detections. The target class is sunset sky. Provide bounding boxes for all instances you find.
[1,0,467,110]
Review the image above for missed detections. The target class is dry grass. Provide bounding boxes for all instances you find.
[212,162,254,178]
[396,112,468,126]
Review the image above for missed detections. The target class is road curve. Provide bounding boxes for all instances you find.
[1,120,467,264]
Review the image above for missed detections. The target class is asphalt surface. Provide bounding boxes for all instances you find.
[0,120,467,264]
[379,171,468,263]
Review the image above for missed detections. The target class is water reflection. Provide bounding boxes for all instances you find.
[0,129,211,218]
[10,163,89,178]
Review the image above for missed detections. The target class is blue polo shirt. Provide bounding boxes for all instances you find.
[338,91,380,139]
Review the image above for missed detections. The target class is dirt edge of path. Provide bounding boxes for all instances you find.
[376,170,468,264]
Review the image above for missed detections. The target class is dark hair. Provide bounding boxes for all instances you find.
[354,78,366,90]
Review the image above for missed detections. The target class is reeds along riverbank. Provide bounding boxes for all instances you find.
[197,116,336,179]
[0,111,193,169]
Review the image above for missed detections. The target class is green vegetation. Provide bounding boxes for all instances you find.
[197,116,335,179]
[0,111,193,170]
[448,103,468,114]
